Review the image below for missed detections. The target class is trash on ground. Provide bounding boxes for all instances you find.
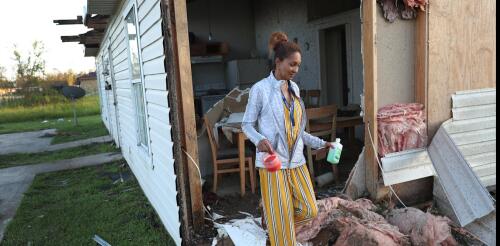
[295,197,410,245]
[93,234,112,246]
[386,207,457,246]
[211,213,266,246]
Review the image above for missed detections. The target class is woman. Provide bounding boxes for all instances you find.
[242,32,333,246]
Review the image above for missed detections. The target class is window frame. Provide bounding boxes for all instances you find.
[123,2,152,158]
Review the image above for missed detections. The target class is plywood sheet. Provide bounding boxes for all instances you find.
[427,0,496,137]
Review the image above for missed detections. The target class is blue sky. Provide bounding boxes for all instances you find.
[0,0,96,79]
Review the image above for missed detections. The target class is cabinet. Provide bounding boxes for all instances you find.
[226,59,270,90]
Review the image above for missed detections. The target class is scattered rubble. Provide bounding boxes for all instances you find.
[296,197,410,245]
[386,207,457,246]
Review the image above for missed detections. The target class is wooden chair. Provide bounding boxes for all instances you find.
[306,90,321,108]
[305,104,338,185]
[203,116,255,194]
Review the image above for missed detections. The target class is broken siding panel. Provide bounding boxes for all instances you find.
[452,89,496,108]
[444,89,497,187]
[465,152,496,168]
[381,148,435,186]
[383,164,435,186]
[429,126,495,227]
[449,128,496,146]
[443,116,496,134]
[458,140,496,156]
[452,104,496,121]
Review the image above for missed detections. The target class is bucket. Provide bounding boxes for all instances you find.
[264,153,281,172]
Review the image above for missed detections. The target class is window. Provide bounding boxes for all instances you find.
[125,7,149,149]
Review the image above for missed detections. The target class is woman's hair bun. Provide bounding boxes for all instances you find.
[268,32,288,53]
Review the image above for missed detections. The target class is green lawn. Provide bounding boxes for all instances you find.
[0,95,101,124]
[0,114,108,144]
[1,161,175,245]
[0,143,118,169]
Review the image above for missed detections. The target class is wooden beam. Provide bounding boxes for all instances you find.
[61,36,81,42]
[160,0,204,238]
[53,16,83,25]
[415,6,429,137]
[160,0,193,241]
[362,0,379,199]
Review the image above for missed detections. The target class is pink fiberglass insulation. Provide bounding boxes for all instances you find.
[377,103,427,157]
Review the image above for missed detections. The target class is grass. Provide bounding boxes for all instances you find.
[0,95,100,124]
[0,143,118,169]
[1,161,176,245]
[0,114,108,144]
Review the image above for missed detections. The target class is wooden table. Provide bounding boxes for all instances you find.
[337,116,364,142]
[221,126,252,197]
[310,115,364,142]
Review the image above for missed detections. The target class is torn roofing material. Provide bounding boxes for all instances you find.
[428,126,495,227]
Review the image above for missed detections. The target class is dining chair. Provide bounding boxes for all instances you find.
[306,90,321,108]
[305,104,338,185]
[203,116,255,194]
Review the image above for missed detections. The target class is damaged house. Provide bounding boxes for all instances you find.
[54,0,495,245]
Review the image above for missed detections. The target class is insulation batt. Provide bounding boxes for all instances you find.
[377,103,427,157]
[386,207,457,246]
[295,197,410,245]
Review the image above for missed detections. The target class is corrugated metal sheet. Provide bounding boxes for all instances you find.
[381,148,435,186]
[429,126,495,227]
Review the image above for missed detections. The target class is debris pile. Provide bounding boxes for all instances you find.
[387,207,457,246]
[211,197,459,246]
[296,197,410,245]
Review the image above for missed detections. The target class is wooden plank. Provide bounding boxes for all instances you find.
[160,0,203,241]
[362,0,379,199]
[427,0,496,137]
[415,7,428,108]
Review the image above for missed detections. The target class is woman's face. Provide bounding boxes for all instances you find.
[275,52,301,80]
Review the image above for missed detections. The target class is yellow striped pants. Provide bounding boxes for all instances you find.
[259,164,318,246]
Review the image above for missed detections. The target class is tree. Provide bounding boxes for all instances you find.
[13,41,46,89]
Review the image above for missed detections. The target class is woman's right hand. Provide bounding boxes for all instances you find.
[257,139,274,154]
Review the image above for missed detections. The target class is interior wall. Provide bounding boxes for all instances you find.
[187,0,257,91]
[375,6,416,109]
[253,0,363,105]
[187,0,256,60]
[427,0,496,137]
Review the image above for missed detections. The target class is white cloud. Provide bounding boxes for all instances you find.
[0,0,96,80]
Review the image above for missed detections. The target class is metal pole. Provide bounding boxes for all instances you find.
[72,98,78,126]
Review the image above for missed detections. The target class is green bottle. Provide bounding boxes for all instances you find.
[327,138,343,164]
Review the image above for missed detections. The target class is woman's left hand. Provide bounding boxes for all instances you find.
[324,142,334,149]
[316,142,334,159]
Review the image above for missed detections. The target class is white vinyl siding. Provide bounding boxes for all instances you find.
[94,0,181,244]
